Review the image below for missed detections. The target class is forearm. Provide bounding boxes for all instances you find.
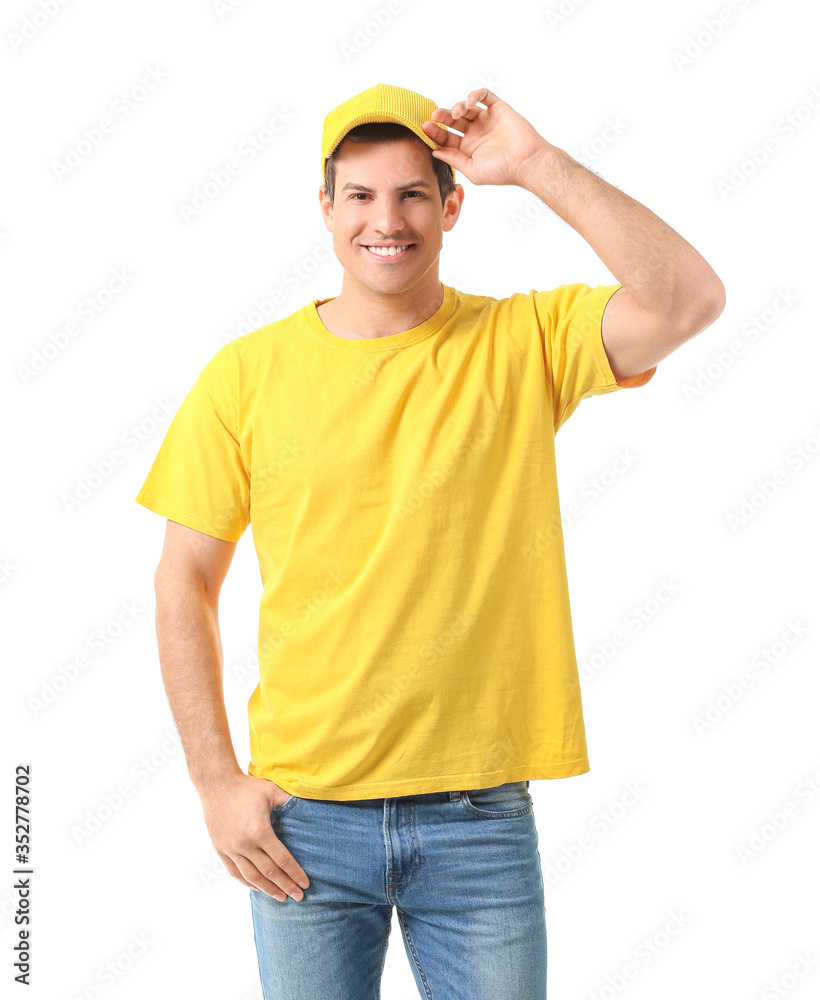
[516,144,724,320]
[154,576,243,797]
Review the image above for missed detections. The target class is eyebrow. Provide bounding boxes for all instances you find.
[340,179,433,193]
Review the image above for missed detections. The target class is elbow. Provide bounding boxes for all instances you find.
[679,274,726,340]
[706,275,727,321]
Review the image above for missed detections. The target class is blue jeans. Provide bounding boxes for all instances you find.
[250,780,547,999]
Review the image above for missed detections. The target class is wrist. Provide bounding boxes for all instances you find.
[514,143,573,196]
[191,762,244,799]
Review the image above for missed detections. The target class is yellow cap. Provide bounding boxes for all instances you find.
[321,83,456,186]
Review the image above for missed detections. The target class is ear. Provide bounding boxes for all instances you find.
[319,186,334,228]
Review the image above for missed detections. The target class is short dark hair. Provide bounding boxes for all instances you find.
[324,122,456,209]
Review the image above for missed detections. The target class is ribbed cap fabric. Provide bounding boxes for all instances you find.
[320,83,457,185]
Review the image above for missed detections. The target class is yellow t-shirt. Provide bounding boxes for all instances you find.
[135,282,655,800]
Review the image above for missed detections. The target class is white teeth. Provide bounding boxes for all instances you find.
[365,245,411,256]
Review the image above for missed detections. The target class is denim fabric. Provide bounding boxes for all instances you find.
[250,780,547,999]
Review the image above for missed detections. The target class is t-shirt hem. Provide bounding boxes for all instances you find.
[592,284,658,389]
[134,493,245,543]
[248,758,590,800]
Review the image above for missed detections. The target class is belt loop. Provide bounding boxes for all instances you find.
[449,790,460,801]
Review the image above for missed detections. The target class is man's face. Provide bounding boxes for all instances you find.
[320,136,462,297]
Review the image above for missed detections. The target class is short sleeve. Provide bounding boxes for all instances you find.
[529,282,656,434]
[134,343,251,542]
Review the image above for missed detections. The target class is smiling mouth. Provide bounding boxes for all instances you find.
[362,244,415,259]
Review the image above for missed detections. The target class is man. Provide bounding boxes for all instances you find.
[135,83,724,998]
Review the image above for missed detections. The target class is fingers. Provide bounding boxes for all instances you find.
[451,89,489,121]
[244,846,307,901]
[437,88,497,128]
[422,116,460,148]
[225,848,293,902]
[222,827,311,902]
[232,857,289,901]
[259,827,310,890]
[201,775,311,902]
[219,853,258,891]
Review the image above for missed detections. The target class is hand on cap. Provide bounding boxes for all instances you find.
[421,89,551,188]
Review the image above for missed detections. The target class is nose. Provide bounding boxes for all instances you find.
[369,196,410,239]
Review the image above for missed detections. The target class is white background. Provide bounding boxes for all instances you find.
[3,0,819,997]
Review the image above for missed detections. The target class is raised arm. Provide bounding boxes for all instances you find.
[424,89,726,382]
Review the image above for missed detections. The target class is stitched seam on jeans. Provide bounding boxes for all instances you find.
[398,908,433,1000]
[376,911,392,1000]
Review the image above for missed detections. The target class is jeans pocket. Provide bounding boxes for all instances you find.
[460,781,532,818]
[270,793,298,814]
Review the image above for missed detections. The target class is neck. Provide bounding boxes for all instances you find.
[320,274,445,341]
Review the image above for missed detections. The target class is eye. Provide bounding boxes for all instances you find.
[350,191,423,200]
